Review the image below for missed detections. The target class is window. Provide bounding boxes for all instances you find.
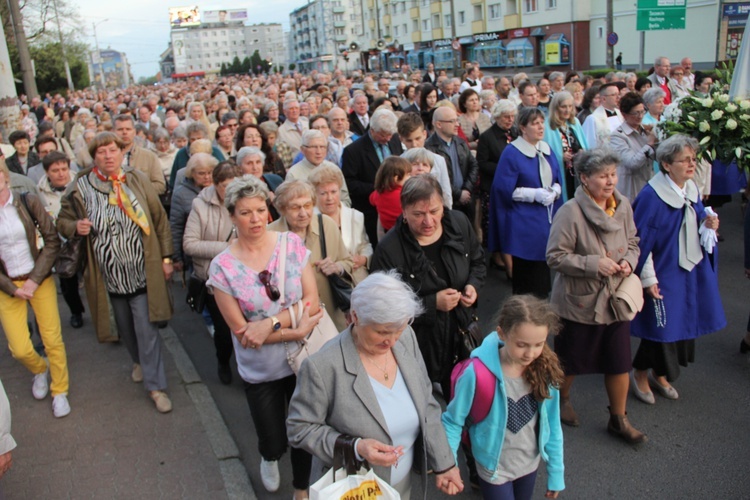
[351,14,357,20]
[473,5,483,21]
[489,3,501,19]
[394,25,399,36]
[392,4,397,14]
[547,0,557,8]
[222,41,227,46]
[203,42,209,48]
[202,32,207,37]
[445,14,451,27]
[432,14,440,28]
[459,11,465,24]
[523,0,537,13]
[422,18,430,31]
[597,26,604,38]
[230,29,235,34]
[351,27,357,34]
[421,0,428,6]
[220,30,226,35]
[400,2,405,13]
[403,23,408,33]
[413,19,419,31]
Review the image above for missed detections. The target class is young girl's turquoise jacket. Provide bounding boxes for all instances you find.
[441,332,565,492]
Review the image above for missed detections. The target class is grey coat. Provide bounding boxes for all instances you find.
[546,186,640,325]
[286,326,455,496]
[609,121,655,202]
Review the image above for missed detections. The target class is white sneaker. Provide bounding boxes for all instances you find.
[260,459,280,492]
[32,368,49,400]
[52,394,71,418]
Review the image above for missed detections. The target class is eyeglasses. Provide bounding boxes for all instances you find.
[628,110,647,117]
[438,119,459,124]
[259,270,281,301]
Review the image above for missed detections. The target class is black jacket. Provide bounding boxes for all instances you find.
[348,110,369,137]
[422,72,437,84]
[341,133,404,246]
[424,133,479,203]
[6,151,40,176]
[476,123,518,193]
[370,210,486,382]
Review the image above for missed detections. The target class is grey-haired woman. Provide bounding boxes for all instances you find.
[546,148,646,444]
[287,270,464,499]
[207,174,323,498]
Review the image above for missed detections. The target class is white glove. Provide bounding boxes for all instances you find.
[550,183,562,198]
[512,187,537,203]
[536,188,557,206]
[699,207,718,254]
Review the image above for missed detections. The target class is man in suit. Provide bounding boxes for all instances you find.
[424,106,478,222]
[277,99,308,155]
[348,94,370,137]
[341,108,403,246]
[437,78,455,102]
[113,114,166,194]
[647,56,673,105]
[422,62,437,84]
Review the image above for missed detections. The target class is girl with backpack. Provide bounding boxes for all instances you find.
[442,295,565,499]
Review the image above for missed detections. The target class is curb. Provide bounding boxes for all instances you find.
[161,326,257,500]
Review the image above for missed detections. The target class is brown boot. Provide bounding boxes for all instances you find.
[607,409,647,444]
[560,397,579,427]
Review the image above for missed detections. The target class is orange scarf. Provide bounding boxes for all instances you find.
[93,168,151,235]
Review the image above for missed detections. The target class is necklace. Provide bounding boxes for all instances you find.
[363,351,390,380]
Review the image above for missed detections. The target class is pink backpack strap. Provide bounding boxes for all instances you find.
[468,358,495,424]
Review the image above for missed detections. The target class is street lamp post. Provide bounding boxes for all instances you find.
[92,19,108,89]
[52,0,74,92]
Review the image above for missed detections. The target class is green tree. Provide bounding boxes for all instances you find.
[8,40,89,94]
[220,62,228,76]
[241,56,251,74]
[289,63,296,71]
[249,50,263,75]
[138,75,158,86]
[228,56,241,75]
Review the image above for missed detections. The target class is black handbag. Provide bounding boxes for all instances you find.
[186,276,208,313]
[318,214,353,311]
[458,314,483,357]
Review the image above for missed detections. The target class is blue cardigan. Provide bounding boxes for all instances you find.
[543,118,589,202]
[442,333,565,492]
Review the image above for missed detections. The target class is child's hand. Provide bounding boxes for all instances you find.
[545,490,559,499]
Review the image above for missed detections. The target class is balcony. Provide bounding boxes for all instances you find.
[432,27,443,39]
[367,0,374,9]
[334,33,347,42]
[383,15,391,25]
[369,19,376,30]
[472,19,485,33]
[332,5,345,13]
[430,2,441,14]
[412,31,421,43]
[334,20,346,28]
[504,14,519,29]
[470,0,482,4]
[410,7,419,17]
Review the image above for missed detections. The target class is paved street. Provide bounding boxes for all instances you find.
[0,195,748,499]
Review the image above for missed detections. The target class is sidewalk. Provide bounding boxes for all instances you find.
[0,294,256,499]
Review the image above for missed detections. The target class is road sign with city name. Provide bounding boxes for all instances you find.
[637,0,687,31]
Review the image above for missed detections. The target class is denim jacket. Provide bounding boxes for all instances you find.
[441,333,565,492]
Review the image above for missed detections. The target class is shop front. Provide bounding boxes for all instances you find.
[469,31,508,68]
[432,39,454,70]
[506,29,534,67]
[543,33,571,66]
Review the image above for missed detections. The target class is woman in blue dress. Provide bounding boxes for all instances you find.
[489,107,563,297]
[630,135,725,404]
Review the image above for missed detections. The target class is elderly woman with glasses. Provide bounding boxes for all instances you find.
[544,91,590,202]
[207,175,324,498]
[269,179,355,331]
[630,135,725,405]
[641,88,666,127]
[609,92,657,202]
[169,153,219,271]
[287,271,464,498]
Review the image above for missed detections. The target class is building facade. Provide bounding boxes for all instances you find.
[289,0,365,73]
[294,0,747,74]
[171,20,287,76]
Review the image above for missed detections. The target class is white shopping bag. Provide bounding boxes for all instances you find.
[310,468,400,500]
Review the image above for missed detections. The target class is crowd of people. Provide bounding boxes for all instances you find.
[0,54,746,498]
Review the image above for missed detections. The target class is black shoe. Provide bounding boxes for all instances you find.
[218,363,232,385]
[70,314,83,329]
[740,339,750,354]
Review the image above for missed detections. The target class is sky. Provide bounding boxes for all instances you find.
[71,1,305,80]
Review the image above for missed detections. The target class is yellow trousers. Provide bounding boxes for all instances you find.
[0,276,69,396]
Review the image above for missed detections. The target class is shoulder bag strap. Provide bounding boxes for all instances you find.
[19,192,39,229]
[277,231,288,303]
[317,213,327,258]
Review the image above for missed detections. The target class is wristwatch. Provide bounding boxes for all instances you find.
[163,257,173,264]
[270,316,281,331]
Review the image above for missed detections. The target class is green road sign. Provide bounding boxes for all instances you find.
[637,0,687,31]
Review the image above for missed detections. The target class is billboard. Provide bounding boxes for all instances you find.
[203,9,248,23]
[169,6,200,29]
[90,50,129,89]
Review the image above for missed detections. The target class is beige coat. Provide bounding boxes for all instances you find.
[182,185,234,281]
[268,213,354,331]
[57,168,174,343]
[546,187,640,325]
[129,146,167,195]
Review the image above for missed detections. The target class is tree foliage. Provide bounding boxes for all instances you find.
[2,0,90,94]
[249,50,271,75]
